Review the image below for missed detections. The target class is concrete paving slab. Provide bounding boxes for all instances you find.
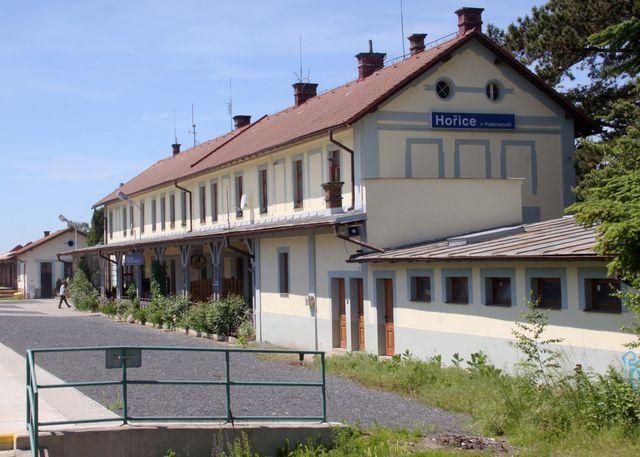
[0,343,119,435]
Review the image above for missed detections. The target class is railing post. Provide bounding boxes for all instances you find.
[121,349,128,425]
[33,389,38,456]
[321,352,327,422]
[225,351,231,422]
[26,356,30,430]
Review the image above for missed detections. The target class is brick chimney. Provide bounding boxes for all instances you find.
[171,143,181,155]
[455,7,484,36]
[43,231,50,237]
[408,33,427,55]
[233,115,251,129]
[293,82,318,107]
[356,40,386,80]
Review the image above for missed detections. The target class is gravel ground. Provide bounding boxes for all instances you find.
[0,307,468,432]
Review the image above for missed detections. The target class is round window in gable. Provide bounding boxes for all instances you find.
[485,81,502,101]
[435,79,453,100]
[67,240,74,247]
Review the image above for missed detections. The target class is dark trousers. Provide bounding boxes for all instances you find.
[58,294,70,308]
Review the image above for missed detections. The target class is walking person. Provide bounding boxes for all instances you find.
[58,281,71,309]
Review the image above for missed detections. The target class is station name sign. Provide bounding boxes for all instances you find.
[431,112,515,130]
[124,252,144,266]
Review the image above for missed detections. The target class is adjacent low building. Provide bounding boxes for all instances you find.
[65,7,633,372]
[1,228,87,298]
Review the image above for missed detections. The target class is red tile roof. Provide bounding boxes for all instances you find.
[1,228,82,259]
[95,31,595,207]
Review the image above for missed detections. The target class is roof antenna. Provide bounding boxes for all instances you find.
[226,78,233,131]
[188,104,197,146]
[400,0,406,57]
[173,108,178,144]
[294,35,310,83]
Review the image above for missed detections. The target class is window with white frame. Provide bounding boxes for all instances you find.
[151,199,157,232]
[169,194,176,228]
[122,206,127,237]
[199,184,206,224]
[140,200,145,234]
[259,168,268,214]
[278,249,290,294]
[293,159,303,209]
[180,191,187,227]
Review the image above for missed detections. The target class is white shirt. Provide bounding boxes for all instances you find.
[59,284,66,295]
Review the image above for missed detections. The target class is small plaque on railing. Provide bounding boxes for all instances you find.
[105,349,142,369]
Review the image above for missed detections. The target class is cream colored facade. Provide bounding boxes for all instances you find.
[16,230,87,299]
[91,26,628,373]
[106,132,354,245]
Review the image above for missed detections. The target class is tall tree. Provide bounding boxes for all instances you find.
[568,81,640,346]
[87,207,104,246]
[487,0,639,140]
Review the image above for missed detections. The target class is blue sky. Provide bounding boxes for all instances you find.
[0,0,544,252]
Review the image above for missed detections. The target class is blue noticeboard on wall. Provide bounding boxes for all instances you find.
[431,112,515,129]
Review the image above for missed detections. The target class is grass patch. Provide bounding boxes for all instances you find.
[216,427,469,456]
[319,352,640,456]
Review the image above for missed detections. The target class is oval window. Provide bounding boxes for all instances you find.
[485,81,501,101]
[435,80,452,99]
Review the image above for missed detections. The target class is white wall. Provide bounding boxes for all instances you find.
[366,260,633,373]
[17,231,88,298]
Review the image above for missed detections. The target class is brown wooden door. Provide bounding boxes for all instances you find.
[355,279,365,351]
[40,262,53,298]
[383,279,394,356]
[337,278,347,349]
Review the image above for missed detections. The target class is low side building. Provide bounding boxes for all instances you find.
[2,228,87,299]
[351,217,632,372]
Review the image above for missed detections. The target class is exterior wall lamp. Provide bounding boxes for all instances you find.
[58,214,78,251]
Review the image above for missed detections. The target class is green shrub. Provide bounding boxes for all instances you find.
[114,299,132,318]
[237,319,255,345]
[185,302,208,333]
[147,279,167,326]
[133,306,147,324]
[68,269,99,311]
[125,283,140,307]
[205,295,247,336]
[101,300,117,316]
[164,294,191,328]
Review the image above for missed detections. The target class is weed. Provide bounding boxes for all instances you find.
[510,296,564,384]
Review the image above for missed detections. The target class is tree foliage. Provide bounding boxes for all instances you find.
[488,0,639,141]
[568,88,640,345]
[87,207,104,246]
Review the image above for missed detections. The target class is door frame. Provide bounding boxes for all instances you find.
[329,272,367,351]
[350,277,365,351]
[40,261,53,299]
[373,271,396,357]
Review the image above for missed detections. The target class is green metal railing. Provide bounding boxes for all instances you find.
[26,346,327,456]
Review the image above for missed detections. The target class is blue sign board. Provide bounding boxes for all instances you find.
[432,112,515,130]
[124,252,144,266]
